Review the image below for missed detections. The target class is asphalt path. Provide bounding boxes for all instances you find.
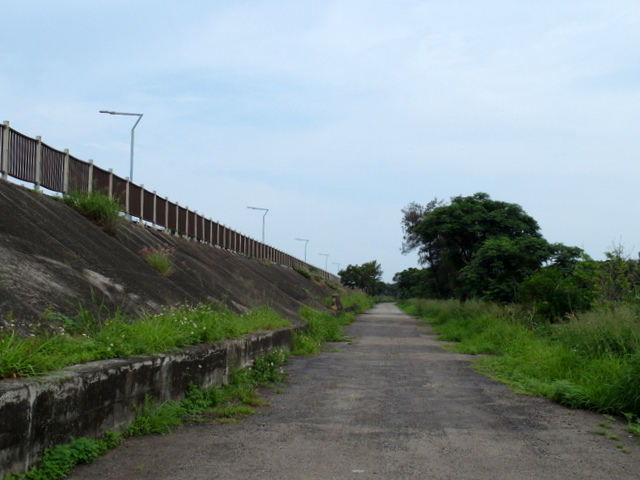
[69,303,640,479]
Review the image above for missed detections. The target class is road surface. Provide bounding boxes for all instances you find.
[69,303,640,479]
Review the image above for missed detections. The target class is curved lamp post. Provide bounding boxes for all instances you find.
[99,110,143,182]
[247,206,269,243]
[318,253,329,271]
[295,238,309,262]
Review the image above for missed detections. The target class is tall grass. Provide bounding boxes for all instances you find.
[0,305,289,379]
[401,299,640,417]
[291,293,372,355]
[62,191,122,235]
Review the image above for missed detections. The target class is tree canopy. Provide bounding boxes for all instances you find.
[338,261,383,296]
[401,192,580,303]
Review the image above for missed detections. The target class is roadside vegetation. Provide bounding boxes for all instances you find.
[3,293,372,480]
[5,350,289,480]
[393,192,640,436]
[0,305,289,379]
[400,298,640,436]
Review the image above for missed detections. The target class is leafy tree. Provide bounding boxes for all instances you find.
[338,261,383,296]
[392,268,437,299]
[456,236,552,303]
[402,193,544,301]
[517,261,598,321]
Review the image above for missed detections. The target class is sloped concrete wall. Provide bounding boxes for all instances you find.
[0,327,296,478]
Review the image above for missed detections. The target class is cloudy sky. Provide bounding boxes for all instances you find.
[2,1,639,281]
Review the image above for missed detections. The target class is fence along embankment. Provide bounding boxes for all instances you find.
[0,121,337,282]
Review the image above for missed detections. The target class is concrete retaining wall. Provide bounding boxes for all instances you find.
[0,327,296,478]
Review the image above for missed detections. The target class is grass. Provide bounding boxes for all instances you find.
[62,190,122,235]
[0,304,290,379]
[291,293,373,355]
[3,295,375,479]
[400,299,640,420]
[139,245,175,275]
[5,349,288,480]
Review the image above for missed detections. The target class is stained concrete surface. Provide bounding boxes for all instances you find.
[69,303,640,480]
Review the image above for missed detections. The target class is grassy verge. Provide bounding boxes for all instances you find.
[0,305,289,379]
[5,350,288,480]
[292,293,373,355]
[2,296,373,479]
[399,298,640,434]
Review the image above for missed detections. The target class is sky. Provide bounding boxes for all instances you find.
[2,1,639,282]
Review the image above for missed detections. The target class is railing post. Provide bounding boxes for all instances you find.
[164,197,169,230]
[216,222,220,246]
[175,202,180,235]
[193,211,198,240]
[140,184,144,223]
[185,207,189,238]
[152,191,157,228]
[35,136,43,192]
[1,121,9,181]
[125,177,130,216]
[63,149,70,194]
[87,160,94,193]
[108,169,113,199]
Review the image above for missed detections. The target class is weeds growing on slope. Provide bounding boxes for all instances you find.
[139,245,175,276]
[62,190,122,235]
[0,305,290,379]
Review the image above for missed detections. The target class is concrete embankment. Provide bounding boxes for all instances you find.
[0,326,298,477]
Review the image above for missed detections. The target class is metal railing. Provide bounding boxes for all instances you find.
[0,121,337,282]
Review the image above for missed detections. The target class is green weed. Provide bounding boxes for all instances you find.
[139,245,175,276]
[7,350,289,480]
[62,191,122,235]
[5,432,123,480]
[0,305,290,379]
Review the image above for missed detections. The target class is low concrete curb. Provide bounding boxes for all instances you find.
[0,327,297,478]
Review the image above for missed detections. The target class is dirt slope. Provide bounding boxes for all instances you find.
[0,181,333,335]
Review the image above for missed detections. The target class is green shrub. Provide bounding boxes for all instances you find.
[62,191,122,235]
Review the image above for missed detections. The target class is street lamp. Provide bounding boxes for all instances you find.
[295,238,309,262]
[247,206,269,243]
[333,262,341,272]
[318,253,329,271]
[99,110,143,182]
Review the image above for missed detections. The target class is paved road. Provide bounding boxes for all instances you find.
[70,303,640,479]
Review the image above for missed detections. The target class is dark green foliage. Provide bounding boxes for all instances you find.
[338,261,383,295]
[457,236,552,303]
[393,268,437,299]
[399,193,588,306]
[517,262,598,321]
[409,193,544,301]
